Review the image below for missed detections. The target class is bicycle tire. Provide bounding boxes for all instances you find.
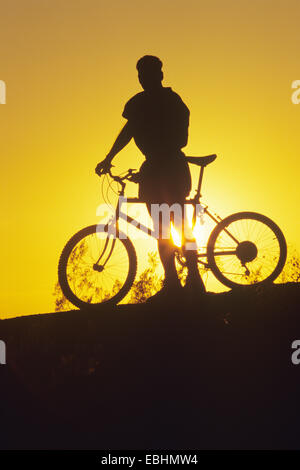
[58,224,137,309]
[207,211,287,289]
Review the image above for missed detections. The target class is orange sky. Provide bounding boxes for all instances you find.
[0,0,299,317]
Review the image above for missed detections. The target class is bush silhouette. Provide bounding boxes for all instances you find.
[278,248,300,283]
[129,252,163,303]
[54,249,163,310]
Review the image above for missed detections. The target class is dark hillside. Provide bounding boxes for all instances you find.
[0,283,300,449]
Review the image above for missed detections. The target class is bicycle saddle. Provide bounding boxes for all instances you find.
[186,154,217,167]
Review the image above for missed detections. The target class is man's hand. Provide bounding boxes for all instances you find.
[95,157,114,176]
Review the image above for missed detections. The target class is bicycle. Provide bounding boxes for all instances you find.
[58,155,287,309]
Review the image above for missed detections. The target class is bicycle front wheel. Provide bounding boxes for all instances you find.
[58,224,137,309]
[207,212,287,289]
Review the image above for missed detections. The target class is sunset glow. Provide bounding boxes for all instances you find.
[1,0,299,317]
[171,223,182,248]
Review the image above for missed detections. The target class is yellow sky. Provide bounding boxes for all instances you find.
[0,0,299,317]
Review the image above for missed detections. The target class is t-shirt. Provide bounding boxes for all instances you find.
[122,87,190,160]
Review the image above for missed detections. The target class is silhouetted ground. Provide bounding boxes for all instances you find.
[0,283,300,449]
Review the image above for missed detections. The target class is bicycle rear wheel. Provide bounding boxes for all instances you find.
[207,212,287,289]
[58,224,137,309]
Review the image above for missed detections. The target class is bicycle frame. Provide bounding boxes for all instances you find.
[102,163,240,267]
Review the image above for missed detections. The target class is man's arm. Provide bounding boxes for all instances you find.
[106,121,133,161]
[96,121,133,174]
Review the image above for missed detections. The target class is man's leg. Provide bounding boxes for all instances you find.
[157,239,181,288]
[183,247,206,292]
[148,203,182,290]
[152,201,206,292]
[181,205,206,293]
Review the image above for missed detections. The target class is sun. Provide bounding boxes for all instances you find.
[170,204,212,250]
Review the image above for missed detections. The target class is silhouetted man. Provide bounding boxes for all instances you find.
[96,55,205,298]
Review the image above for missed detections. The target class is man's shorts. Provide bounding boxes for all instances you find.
[138,151,192,206]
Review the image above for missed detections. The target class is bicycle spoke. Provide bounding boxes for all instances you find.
[64,230,132,304]
[208,213,286,287]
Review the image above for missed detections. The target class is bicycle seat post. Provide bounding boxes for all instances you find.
[195,166,205,200]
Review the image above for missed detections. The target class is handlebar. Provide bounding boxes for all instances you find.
[97,167,140,194]
[108,167,139,182]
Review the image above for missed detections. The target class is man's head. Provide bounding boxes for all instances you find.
[136,55,163,91]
